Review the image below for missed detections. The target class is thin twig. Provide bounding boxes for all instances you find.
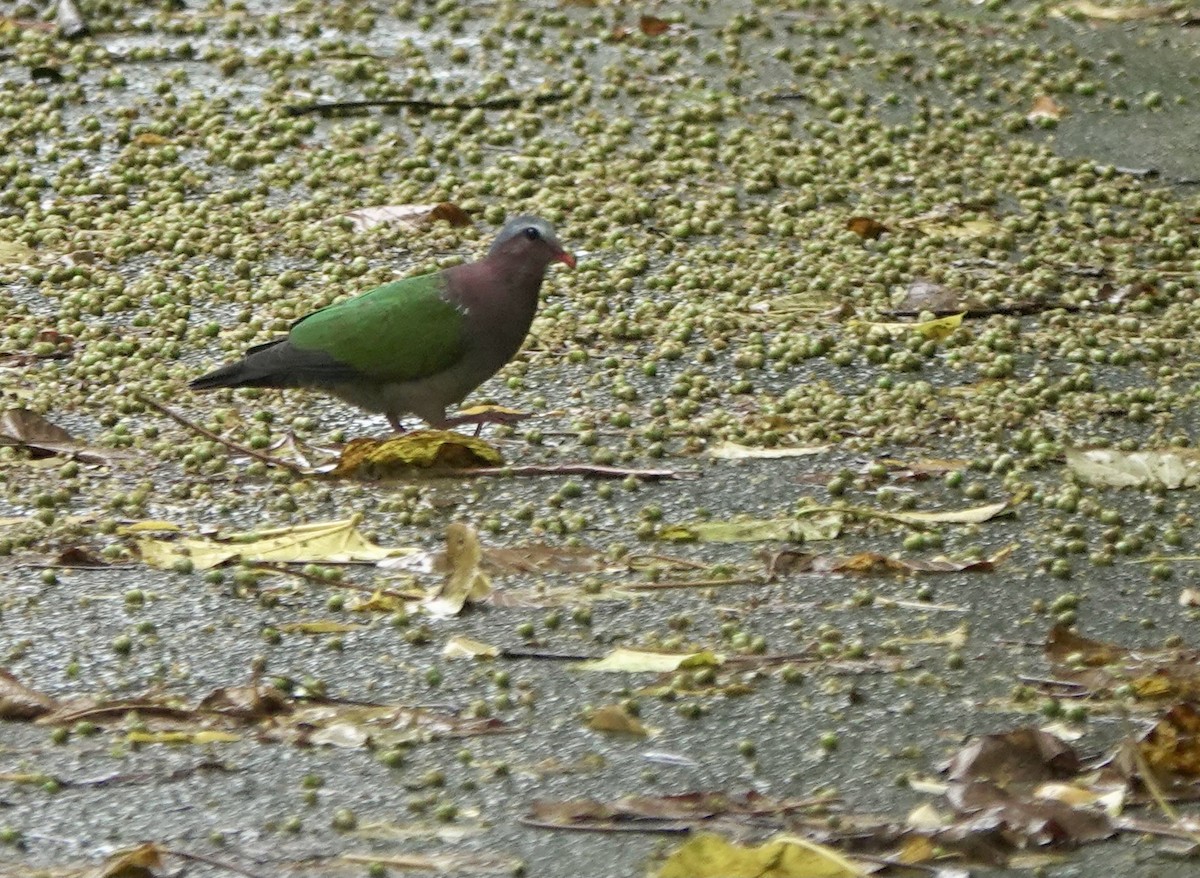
[285,93,567,116]
[447,464,697,481]
[621,576,766,591]
[166,847,270,878]
[135,393,303,474]
[249,562,418,600]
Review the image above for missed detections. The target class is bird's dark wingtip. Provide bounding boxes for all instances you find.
[189,364,241,390]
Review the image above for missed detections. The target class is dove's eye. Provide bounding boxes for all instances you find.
[524,227,541,241]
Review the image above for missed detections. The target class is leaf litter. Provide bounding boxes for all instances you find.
[135,515,415,570]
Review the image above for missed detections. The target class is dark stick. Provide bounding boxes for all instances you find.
[134,393,304,475]
[447,464,697,481]
[285,93,568,116]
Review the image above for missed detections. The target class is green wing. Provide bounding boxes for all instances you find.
[289,273,465,383]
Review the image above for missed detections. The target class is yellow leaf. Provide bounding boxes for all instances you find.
[585,704,655,737]
[885,500,1010,525]
[443,636,500,659]
[349,588,412,613]
[852,312,964,342]
[277,620,367,634]
[574,648,723,673]
[897,835,936,864]
[424,522,491,617]
[136,515,415,570]
[192,730,242,744]
[127,729,240,745]
[332,430,502,477]
[116,520,182,535]
[126,731,191,745]
[656,832,867,878]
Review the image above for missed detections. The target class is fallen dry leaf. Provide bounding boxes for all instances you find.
[574,648,722,674]
[852,313,964,342]
[1066,447,1200,490]
[656,832,867,878]
[337,201,471,233]
[136,515,415,570]
[332,430,503,477]
[585,704,654,737]
[423,522,491,617]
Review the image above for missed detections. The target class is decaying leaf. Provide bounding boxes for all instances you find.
[1043,624,1200,702]
[337,201,471,233]
[852,313,964,342]
[1065,447,1200,490]
[846,216,888,239]
[339,851,521,875]
[708,441,831,460]
[944,781,1115,846]
[136,515,415,570]
[656,832,867,878]
[574,648,723,673]
[423,522,491,617]
[331,430,503,477]
[658,512,843,543]
[944,727,1082,785]
[585,704,655,737]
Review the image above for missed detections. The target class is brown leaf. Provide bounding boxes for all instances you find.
[1027,95,1067,123]
[0,409,126,464]
[427,201,471,226]
[944,727,1081,785]
[946,781,1114,846]
[1044,625,1128,667]
[846,216,888,239]
[0,669,58,720]
[197,684,294,720]
[639,15,671,36]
